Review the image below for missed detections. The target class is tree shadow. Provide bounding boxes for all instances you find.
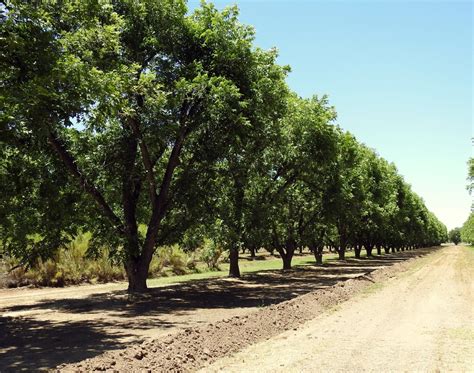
[0,246,440,371]
[0,316,141,372]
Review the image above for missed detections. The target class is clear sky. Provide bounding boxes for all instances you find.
[189,0,473,230]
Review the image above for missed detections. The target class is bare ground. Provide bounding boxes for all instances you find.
[205,245,474,372]
[0,247,464,372]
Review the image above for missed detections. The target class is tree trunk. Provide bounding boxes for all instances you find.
[376,246,382,255]
[282,255,292,270]
[337,236,347,260]
[125,259,149,293]
[384,247,390,254]
[228,246,240,277]
[277,244,294,270]
[312,245,323,265]
[354,245,361,259]
[365,244,373,257]
[315,251,323,265]
[249,246,256,259]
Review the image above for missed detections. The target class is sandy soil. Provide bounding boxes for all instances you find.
[205,245,474,372]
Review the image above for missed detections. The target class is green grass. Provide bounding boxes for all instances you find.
[464,244,474,252]
[147,251,362,288]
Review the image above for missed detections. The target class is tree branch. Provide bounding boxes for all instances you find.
[127,116,158,205]
[47,130,124,234]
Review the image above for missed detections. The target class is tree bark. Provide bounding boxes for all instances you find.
[229,246,240,277]
[376,246,382,255]
[121,131,144,292]
[136,126,188,290]
[337,248,346,260]
[337,234,347,260]
[277,243,295,270]
[365,244,373,257]
[313,246,323,265]
[354,245,362,259]
[282,255,292,270]
[125,258,149,293]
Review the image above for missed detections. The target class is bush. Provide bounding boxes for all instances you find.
[154,245,188,276]
[86,254,125,283]
[2,232,125,288]
[199,238,223,270]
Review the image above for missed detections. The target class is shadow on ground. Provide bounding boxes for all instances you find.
[0,247,440,371]
[0,316,134,371]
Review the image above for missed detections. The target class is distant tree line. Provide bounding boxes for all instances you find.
[459,158,474,244]
[0,1,447,292]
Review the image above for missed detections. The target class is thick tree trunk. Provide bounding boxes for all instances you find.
[229,246,240,277]
[313,246,323,265]
[365,244,373,257]
[249,246,256,259]
[282,255,292,270]
[376,246,382,255]
[337,237,347,260]
[315,251,323,265]
[354,245,362,259]
[384,247,390,254]
[277,243,295,270]
[125,259,149,293]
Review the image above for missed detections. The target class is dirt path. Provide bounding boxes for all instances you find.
[205,245,474,372]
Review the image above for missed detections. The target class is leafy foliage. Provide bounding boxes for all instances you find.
[461,214,474,244]
[448,228,461,245]
[0,0,447,291]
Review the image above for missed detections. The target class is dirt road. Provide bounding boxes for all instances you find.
[205,245,474,372]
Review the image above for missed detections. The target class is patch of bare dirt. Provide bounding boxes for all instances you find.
[205,245,474,372]
[53,248,441,372]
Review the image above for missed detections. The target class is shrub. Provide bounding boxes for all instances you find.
[1,232,125,287]
[199,238,223,270]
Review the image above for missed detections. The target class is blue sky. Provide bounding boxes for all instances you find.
[190,0,473,229]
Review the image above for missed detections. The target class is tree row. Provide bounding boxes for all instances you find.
[0,1,447,292]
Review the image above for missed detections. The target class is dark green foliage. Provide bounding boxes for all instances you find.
[0,0,448,291]
[461,214,474,244]
[448,228,461,245]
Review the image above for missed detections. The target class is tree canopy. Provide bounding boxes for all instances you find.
[0,0,447,292]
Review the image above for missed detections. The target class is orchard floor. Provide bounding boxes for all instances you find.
[205,245,474,373]
[0,246,469,371]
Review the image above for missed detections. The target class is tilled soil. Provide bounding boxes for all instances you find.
[205,245,474,372]
[55,248,441,372]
